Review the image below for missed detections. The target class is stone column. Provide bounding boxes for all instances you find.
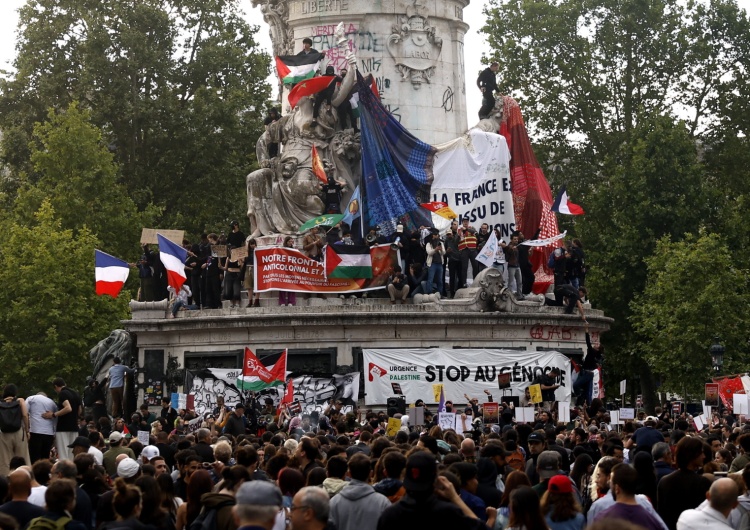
[251,0,470,145]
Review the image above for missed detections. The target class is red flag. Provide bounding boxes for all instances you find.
[243,347,286,384]
[714,375,744,410]
[288,76,335,109]
[277,378,294,416]
[122,425,130,435]
[311,145,328,184]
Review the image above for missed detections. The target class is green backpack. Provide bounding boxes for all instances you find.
[26,516,71,530]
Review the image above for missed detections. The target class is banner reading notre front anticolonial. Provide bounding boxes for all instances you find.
[254,244,397,293]
[363,349,571,405]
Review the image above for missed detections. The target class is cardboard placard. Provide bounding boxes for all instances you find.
[619,408,635,420]
[385,418,401,437]
[213,245,227,257]
[483,402,499,424]
[141,228,184,245]
[528,384,543,404]
[231,246,248,261]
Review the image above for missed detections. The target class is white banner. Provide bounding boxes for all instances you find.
[431,130,516,239]
[187,368,360,416]
[363,348,571,405]
[520,231,567,247]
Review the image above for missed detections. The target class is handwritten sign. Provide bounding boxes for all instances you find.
[438,412,456,431]
[213,245,227,257]
[620,408,635,420]
[231,246,248,261]
[141,228,185,245]
[137,431,150,446]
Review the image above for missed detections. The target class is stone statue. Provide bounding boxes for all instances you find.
[89,329,133,383]
[246,49,361,237]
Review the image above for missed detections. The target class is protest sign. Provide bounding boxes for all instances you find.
[385,418,401,437]
[620,408,635,420]
[438,413,456,431]
[363,348,572,405]
[528,384,542,404]
[483,403,499,424]
[231,246,248,261]
[432,384,444,403]
[212,245,227,257]
[558,402,570,423]
[255,245,397,293]
[137,431,150,445]
[517,407,535,423]
[705,383,720,407]
[141,229,184,245]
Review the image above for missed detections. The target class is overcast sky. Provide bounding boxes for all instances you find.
[0,0,746,135]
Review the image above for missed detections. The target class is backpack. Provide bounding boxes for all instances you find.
[0,399,22,433]
[27,516,71,530]
[189,499,235,530]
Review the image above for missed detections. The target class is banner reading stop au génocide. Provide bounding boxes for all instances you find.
[254,244,398,293]
[363,348,571,405]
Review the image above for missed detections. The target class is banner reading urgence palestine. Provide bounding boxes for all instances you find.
[254,244,398,293]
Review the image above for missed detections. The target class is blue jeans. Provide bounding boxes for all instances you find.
[573,370,594,403]
[172,300,198,316]
[426,262,444,295]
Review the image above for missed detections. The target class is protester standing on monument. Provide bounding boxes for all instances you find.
[107,356,134,418]
[477,62,499,119]
[297,37,318,55]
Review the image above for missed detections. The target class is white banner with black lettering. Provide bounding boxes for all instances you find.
[363,348,571,405]
[431,130,516,238]
[187,369,360,416]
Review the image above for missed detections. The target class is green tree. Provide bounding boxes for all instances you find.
[631,233,750,397]
[0,201,130,395]
[0,0,271,236]
[14,103,153,259]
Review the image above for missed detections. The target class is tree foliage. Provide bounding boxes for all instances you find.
[482,0,750,405]
[14,103,154,259]
[0,201,131,395]
[0,0,272,236]
[631,233,750,396]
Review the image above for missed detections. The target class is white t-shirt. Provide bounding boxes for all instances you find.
[28,485,47,507]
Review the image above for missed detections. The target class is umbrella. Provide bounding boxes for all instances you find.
[298,213,345,233]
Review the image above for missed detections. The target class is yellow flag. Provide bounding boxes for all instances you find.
[528,384,543,404]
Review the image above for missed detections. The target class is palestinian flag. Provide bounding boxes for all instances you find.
[288,76,336,109]
[275,53,324,85]
[325,244,373,279]
[236,348,287,391]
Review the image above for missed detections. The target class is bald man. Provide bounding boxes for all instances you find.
[460,439,476,463]
[677,477,738,530]
[0,469,46,527]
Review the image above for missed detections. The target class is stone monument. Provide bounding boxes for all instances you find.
[251,0,470,144]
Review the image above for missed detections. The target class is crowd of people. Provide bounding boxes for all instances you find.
[0,370,749,530]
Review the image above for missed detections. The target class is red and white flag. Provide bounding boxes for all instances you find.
[157,233,188,291]
[551,185,585,215]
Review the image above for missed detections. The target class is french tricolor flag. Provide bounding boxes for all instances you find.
[551,185,585,215]
[157,233,188,291]
[95,250,130,298]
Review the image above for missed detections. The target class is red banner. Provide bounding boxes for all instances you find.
[254,245,398,293]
